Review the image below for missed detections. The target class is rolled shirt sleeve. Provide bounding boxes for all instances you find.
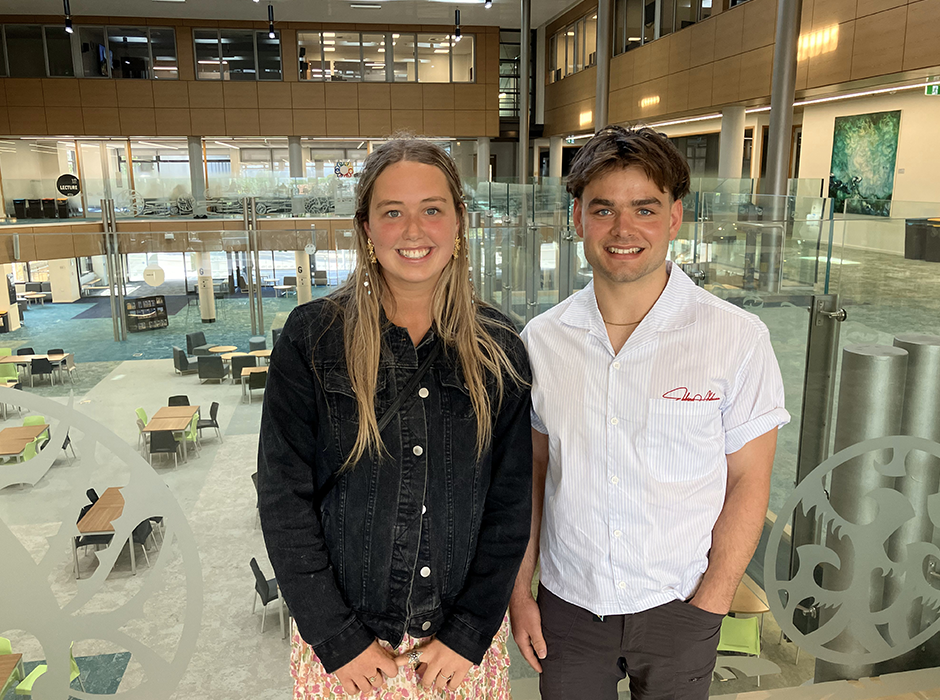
[722,328,790,454]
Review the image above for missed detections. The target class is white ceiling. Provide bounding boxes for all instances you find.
[0,0,574,29]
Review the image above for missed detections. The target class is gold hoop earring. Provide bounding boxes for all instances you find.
[367,239,376,264]
[453,236,460,260]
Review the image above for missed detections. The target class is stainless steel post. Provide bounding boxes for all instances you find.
[763,0,802,203]
[501,224,513,318]
[101,199,120,342]
[594,0,613,129]
[109,200,127,340]
[468,211,482,291]
[243,198,257,336]
[816,344,908,683]
[889,335,940,650]
[483,212,495,304]
[518,0,530,185]
[525,225,539,322]
[790,295,845,636]
[250,200,265,333]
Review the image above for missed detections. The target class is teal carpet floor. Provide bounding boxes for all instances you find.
[4,288,333,363]
[2,651,130,699]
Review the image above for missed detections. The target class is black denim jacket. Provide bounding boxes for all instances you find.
[258,298,533,673]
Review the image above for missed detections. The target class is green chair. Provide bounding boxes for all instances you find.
[0,362,18,380]
[0,347,12,356]
[15,643,85,695]
[135,407,148,424]
[22,437,39,462]
[717,615,762,686]
[174,413,200,458]
[23,415,50,443]
[1,636,24,695]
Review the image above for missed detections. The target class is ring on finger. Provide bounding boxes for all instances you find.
[368,676,376,684]
[408,650,422,664]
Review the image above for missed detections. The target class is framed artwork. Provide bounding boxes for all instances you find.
[827,110,901,217]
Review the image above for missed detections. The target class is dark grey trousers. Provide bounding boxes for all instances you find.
[537,583,723,700]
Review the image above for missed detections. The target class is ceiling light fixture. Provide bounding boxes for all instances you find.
[484,0,493,7]
[350,3,383,8]
[267,4,275,38]
[63,0,73,33]
[454,9,462,42]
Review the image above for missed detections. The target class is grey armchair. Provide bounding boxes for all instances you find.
[197,355,228,384]
[186,331,213,356]
[172,347,198,375]
[231,355,257,384]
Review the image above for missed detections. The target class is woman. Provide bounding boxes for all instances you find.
[258,138,532,699]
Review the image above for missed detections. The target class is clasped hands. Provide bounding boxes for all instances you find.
[334,638,473,696]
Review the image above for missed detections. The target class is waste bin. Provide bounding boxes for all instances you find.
[904,220,927,260]
[12,199,26,219]
[26,199,42,218]
[0,311,8,333]
[926,224,940,263]
[56,198,69,218]
[41,199,56,218]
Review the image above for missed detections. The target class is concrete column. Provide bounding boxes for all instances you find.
[0,264,21,331]
[289,136,304,216]
[762,0,803,204]
[187,136,207,217]
[718,106,746,180]
[48,258,81,303]
[476,137,490,181]
[595,0,613,129]
[518,0,530,183]
[194,251,216,323]
[549,136,563,179]
[295,251,312,304]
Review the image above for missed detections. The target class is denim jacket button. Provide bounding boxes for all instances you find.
[422,504,427,514]
[412,445,424,456]
[421,621,431,631]
[420,566,431,577]
[418,387,429,399]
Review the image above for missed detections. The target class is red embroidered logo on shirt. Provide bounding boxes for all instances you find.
[662,387,720,402]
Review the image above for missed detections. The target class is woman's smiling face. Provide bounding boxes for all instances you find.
[364,160,460,297]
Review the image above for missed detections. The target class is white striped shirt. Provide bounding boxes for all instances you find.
[520,262,789,616]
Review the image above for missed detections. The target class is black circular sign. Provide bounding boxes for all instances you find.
[56,173,81,197]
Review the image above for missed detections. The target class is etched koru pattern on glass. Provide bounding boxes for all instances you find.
[0,389,202,699]
[765,436,940,666]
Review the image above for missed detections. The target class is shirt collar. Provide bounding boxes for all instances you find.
[559,261,697,340]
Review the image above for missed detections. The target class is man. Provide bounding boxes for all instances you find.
[509,125,789,699]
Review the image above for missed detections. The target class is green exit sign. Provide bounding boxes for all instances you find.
[927,82,940,96]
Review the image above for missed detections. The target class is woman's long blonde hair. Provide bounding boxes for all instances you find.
[330,137,523,467]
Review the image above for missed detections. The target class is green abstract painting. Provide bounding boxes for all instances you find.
[828,110,901,217]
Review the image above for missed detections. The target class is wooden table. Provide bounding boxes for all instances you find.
[241,366,268,401]
[208,345,237,354]
[249,349,272,363]
[0,424,48,462]
[0,353,68,365]
[142,405,199,462]
[274,284,295,297]
[0,653,24,696]
[23,292,46,306]
[221,352,248,361]
[73,486,136,577]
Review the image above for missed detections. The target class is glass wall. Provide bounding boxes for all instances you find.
[297,31,475,83]
[0,24,178,79]
[194,29,281,81]
[611,0,713,55]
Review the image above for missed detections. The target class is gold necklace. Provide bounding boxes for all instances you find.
[602,318,641,327]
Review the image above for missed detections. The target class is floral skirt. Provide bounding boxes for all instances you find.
[290,615,513,700]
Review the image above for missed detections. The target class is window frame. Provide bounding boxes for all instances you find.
[0,23,178,79]
[193,27,282,81]
[297,31,474,83]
